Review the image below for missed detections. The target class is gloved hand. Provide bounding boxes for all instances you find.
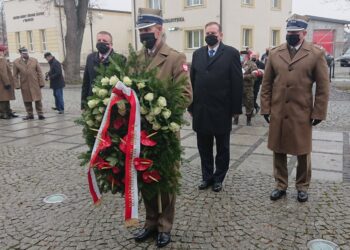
[263,114,270,124]
[4,85,11,90]
[311,119,322,126]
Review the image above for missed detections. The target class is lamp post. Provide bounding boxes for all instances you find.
[88,8,94,52]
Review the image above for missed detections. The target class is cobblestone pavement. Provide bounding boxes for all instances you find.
[0,80,350,249]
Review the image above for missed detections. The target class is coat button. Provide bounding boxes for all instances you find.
[286,85,290,88]
[288,66,293,71]
[285,115,288,119]
[286,100,289,103]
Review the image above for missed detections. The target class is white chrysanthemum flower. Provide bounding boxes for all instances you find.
[151,106,162,115]
[95,114,103,122]
[87,99,99,109]
[98,89,109,98]
[109,75,119,86]
[101,77,110,86]
[123,76,132,86]
[157,96,167,107]
[152,122,161,131]
[144,93,154,102]
[140,106,148,115]
[169,122,180,132]
[86,120,94,127]
[136,82,146,89]
[162,109,171,119]
[103,98,110,106]
[98,107,105,113]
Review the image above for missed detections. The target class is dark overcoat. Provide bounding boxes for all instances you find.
[260,41,329,155]
[13,57,45,102]
[189,42,243,134]
[48,57,65,89]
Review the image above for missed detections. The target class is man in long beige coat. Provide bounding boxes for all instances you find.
[0,45,17,119]
[133,8,192,248]
[13,47,45,120]
[260,14,329,202]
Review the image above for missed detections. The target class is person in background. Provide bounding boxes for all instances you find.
[251,52,265,114]
[13,47,46,120]
[0,45,17,119]
[44,52,65,114]
[81,31,126,109]
[261,47,270,64]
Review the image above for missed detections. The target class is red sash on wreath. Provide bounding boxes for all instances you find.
[88,81,140,226]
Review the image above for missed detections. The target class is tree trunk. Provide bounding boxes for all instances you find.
[62,0,89,84]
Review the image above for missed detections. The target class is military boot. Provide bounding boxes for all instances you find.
[246,114,252,126]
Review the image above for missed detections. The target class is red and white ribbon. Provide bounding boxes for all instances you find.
[88,81,140,225]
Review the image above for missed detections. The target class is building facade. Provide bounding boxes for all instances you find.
[4,0,132,64]
[132,0,293,61]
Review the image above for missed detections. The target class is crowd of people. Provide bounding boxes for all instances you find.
[0,9,330,248]
[0,46,65,120]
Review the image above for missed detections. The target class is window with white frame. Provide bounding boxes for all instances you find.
[271,0,281,9]
[186,0,203,7]
[186,30,203,49]
[27,31,34,52]
[15,32,21,49]
[242,28,253,48]
[148,0,161,9]
[242,0,254,6]
[40,29,47,52]
[271,29,281,47]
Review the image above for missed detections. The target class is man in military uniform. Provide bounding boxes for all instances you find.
[260,14,329,202]
[13,47,46,120]
[0,45,17,119]
[133,8,192,248]
[234,53,257,126]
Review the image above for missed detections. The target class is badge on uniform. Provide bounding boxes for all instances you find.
[182,64,188,72]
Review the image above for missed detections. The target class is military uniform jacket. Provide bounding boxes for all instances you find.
[0,58,15,101]
[260,41,329,155]
[13,57,45,102]
[139,42,193,108]
[189,42,243,134]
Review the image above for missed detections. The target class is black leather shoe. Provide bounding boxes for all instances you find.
[297,191,308,202]
[23,115,34,120]
[38,115,46,120]
[270,189,286,201]
[51,107,58,110]
[157,232,171,248]
[212,182,222,192]
[10,112,18,118]
[134,228,156,242]
[198,180,213,190]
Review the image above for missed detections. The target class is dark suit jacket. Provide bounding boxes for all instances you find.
[81,50,125,109]
[188,42,243,134]
[48,57,65,89]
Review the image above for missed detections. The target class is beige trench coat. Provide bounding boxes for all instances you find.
[260,41,329,155]
[13,57,45,102]
[0,58,15,101]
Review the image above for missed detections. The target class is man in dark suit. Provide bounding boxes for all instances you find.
[188,22,243,192]
[44,52,65,114]
[81,31,125,109]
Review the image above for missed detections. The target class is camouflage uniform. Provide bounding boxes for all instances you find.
[234,60,257,126]
[243,60,257,115]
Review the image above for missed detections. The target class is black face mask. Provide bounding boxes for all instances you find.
[286,34,300,47]
[140,33,157,49]
[205,34,219,47]
[251,58,257,62]
[96,42,110,54]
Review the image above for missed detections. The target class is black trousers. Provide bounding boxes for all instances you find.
[196,132,230,183]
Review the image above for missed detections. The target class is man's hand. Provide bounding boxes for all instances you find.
[263,114,270,123]
[4,85,11,90]
[311,119,322,126]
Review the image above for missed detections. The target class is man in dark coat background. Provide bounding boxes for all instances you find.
[81,31,125,109]
[44,52,65,114]
[188,21,243,192]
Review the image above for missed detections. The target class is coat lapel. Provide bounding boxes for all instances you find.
[147,43,169,70]
[290,41,311,65]
[277,44,291,64]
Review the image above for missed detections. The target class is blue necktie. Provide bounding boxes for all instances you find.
[208,49,215,57]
